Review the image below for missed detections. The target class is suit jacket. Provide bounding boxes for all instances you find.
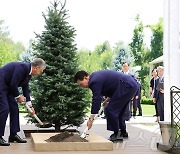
[89,70,138,114]
[136,82,141,98]
[153,77,164,100]
[0,62,31,101]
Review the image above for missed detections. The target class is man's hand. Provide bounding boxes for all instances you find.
[153,98,156,103]
[87,115,95,130]
[87,119,93,130]
[160,88,164,94]
[16,96,26,103]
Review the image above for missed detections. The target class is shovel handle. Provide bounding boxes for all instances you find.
[25,103,44,125]
[33,114,44,125]
[81,105,105,138]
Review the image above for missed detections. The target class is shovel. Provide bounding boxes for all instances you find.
[80,104,105,138]
[25,103,54,128]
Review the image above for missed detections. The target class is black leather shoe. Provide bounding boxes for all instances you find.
[0,137,10,146]
[109,133,118,142]
[137,114,142,116]
[109,133,123,142]
[117,131,123,141]
[119,130,128,138]
[9,135,27,143]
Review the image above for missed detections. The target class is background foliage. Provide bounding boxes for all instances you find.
[0,20,25,66]
[0,1,164,123]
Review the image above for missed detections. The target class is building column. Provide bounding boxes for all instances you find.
[164,0,180,122]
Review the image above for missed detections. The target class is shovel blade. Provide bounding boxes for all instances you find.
[36,123,53,128]
[80,132,87,138]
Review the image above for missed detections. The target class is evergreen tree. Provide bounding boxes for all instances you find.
[113,41,134,71]
[30,0,89,131]
[19,40,35,62]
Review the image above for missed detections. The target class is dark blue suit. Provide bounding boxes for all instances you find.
[132,82,142,116]
[119,72,132,131]
[153,77,164,121]
[0,62,31,136]
[89,70,138,132]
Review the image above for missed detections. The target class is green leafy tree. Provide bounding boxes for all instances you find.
[129,15,145,66]
[99,50,113,69]
[147,18,163,61]
[30,0,89,131]
[0,20,25,66]
[94,40,111,55]
[129,15,152,96]
[0,20,9,40]
[77,48,101,73]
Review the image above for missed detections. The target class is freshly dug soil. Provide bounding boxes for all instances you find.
[45,131,88,142]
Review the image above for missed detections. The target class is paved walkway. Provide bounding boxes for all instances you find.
[1,114,167,154]
[4,114,161,141]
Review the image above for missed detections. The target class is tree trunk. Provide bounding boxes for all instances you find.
[55,123,61,132]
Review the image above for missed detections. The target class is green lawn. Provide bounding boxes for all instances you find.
[141,104,156,116]
[19,103,156,116]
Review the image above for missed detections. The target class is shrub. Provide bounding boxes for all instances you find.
[141,96,154,105]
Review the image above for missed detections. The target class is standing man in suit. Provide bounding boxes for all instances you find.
[0,58,46,146]
[153,66,164,121]
[120,62,132,137]
[74,70,138,141]
[135,77,142,116]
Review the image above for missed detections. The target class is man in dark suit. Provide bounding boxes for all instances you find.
[153,66,164,121]
[74,70,138,141]
[134,77,142,116]
[120,62,132,138]
[0,58,46,146]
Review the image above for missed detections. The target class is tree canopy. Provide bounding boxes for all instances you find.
[30,0,89,131]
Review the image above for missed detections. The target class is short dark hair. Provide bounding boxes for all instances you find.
[151,68,157,73]
[122,61,130,66]
[74,70,89,82]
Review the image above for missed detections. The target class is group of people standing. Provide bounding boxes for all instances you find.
[150,66,164,122]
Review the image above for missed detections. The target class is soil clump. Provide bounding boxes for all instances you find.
[45,131,88,142]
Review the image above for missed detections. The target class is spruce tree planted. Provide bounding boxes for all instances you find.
[30,0,89,131]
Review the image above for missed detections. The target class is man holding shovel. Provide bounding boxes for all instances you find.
[0,58,46,146]
[74,70,138,141]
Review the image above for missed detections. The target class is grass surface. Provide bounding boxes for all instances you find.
[19,103,156,116]
[141,104,156,116]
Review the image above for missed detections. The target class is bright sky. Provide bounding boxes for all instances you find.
[0,0,163,50]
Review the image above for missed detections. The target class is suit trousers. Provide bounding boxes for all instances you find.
[106,81,138,132]
[157,93,164,121]
[0,93,20,136]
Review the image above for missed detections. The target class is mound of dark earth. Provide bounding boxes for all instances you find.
[45,131,88,142]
